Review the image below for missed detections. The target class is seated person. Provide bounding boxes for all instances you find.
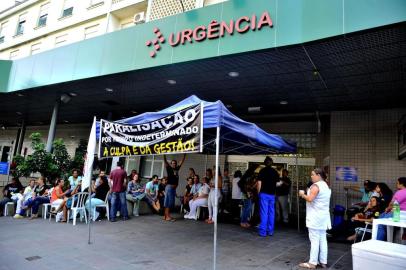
[49,179,73,222]
[374,182,393,211]
[182,177,194,213]
[95,171,106,188]
[158,177,167,212]
[344,180,377,208]
[347,196,381,241]
[126,173,145,217]
[190,175,202,196]
[144,175,160,212]
[184,177,210,220]
[85,177,110,221]
[0,177,24,215]
[377,177,406,241]
[24,176,50,219]
[68,169,82,191]
[13,179,36,218]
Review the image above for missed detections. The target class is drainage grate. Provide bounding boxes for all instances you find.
[25,256,41,261]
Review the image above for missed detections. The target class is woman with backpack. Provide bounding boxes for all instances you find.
[239,165,258,228]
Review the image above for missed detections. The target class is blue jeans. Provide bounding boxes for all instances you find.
[31,197,50,215]
[164,185,176,209]
[258,193,275,236]
[110,192,128,219]
[377,212,393,241]
[241,198,252,224]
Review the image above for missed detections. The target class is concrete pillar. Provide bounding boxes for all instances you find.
[13,120,26,156]
[46,100,60,152]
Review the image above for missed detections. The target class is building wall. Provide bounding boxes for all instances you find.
[0,0,226,60]
[330,108,406,208]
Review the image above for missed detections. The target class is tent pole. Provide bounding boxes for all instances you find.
[88,185,92,244]
[296,155,300,232]
[213,126,220,270]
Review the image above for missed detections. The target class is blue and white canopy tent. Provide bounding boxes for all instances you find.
[94,95,296,270]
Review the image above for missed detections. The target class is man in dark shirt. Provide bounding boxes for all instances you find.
[109,161,129,222]
[257,157,279,237]
[276,169,291,224]
[0,177,23,216]
[163,154,186,221]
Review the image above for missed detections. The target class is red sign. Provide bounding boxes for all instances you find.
[146,11,273,58]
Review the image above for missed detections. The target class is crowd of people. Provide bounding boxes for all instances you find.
[1,155,405,269]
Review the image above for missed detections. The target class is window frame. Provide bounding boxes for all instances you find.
[61,0,74,18]
[37,2,50,27]
[0,21,8,43]
[141,156,164,179]
[15,13,27,36]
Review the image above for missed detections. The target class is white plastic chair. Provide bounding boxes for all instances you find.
[68,192,88,225]
[94,191,110,221]
[196,205,208,220]
[42,187,53,219]
[354,222,372,243]
[4,202,15,216]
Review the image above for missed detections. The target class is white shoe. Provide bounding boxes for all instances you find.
[184,214,190,219]
[93,211,99,221]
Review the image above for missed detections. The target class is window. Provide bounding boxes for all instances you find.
[55,34,68,47]
[62,0,74,17]
[16,14,26,36]
[9,49,19,60]
[89,0,104,6]
[84,24,99,39]
[37,3,50,27]
[0,22,8,44]
[140,156,164,178]
[30,43,41,55]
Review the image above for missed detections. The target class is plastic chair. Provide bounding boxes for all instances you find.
[4,202,15,216]
[68,192,88,225]
[354,222,372,243]
[196,205,208,220]
[94,191,110,221]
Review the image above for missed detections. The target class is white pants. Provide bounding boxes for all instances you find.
[15,194,24,215]
[308,228,328,265]
[51,199,64,209]
[276,195,289,223]
[208,190,222,222]
[188,198,208,218]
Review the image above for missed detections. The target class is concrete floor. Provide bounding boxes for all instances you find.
[0,214,352,270]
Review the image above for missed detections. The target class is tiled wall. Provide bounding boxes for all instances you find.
[330,108,406,207]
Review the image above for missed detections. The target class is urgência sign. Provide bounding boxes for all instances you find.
[98,104,203,157]
[146,11,273,57]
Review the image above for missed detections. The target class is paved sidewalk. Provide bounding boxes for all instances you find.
[0,215,352,270]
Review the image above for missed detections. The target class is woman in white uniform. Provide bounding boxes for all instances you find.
[298,168,331,269]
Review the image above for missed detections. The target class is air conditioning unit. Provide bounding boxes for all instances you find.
[133,12,145,24]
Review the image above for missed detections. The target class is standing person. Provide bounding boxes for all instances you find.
[109,161,129,222]
[206,168,222,224]
[231,170,242,218]
[257,157,279,237]
[298,168,331,269]
[221,168,231,214]
[0,177,23,216]
[276,169,292,224]
[68,169,82,190]
[163,154,186,222]
[188,168,196,179]
[239,165,258,228]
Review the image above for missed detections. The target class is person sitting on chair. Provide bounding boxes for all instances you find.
[126,173,145,217]
[346,196,381,241]
[85,177,110,221]
[184,177,210,220]
[144,175,160,212]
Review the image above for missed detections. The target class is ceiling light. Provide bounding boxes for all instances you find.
[228,71,239,78]
[167,79,177,85]
[16,111,23,116]
[121,116,126,119]
[226,104,232,108]
[280,100,288,105]
[131,110,137,114]
[63,120,69,123]
[69,92,77,97]
[17,93,24,97]
[1,125,5,130]
[105,88,114,92]
[248,106,261,113]
[60,94,71,104]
